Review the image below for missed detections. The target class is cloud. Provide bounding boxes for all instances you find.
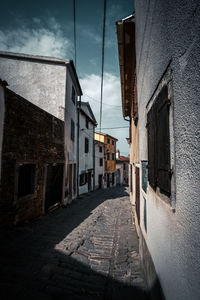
[80,72,122,110]
[0,18,72,58]
[79,26,102,44]
[80,73,129,155]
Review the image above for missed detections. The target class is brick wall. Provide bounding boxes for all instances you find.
[0,89,65,227]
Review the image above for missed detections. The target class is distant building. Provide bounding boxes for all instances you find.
[94,132,118,188]
[78,102,97,195]
[116,150,129,186]
[0,82,65,227]
[95,140,105,189]
[0,51,82,204]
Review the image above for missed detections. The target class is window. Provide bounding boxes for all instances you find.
[18,164,36,197]
[80,173,87,186]
[123,163,126,170]
[107,138,110,144]
[99,158,103,166]
[71,119,75,141]
[86,118,89,129]
[141,161,148,193]
[112,152,115,160]
[99,146,102,152]
[71,86,76,103]
[85,138,89,153]
[112,140,115,146]
[107,151,110,160]
[147,85,171,196]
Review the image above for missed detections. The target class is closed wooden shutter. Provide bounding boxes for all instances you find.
[156,85,171,196]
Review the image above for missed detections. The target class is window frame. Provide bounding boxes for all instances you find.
[71,86,76,104]
[99,158,103,166]
[85,137,89,153]
[16,162,37,199]
[146,72,175,208]
[71,119,75,142]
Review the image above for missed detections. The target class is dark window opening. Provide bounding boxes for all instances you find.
[80,173,87,186]
[18,164,36,197]
[107,151,110,160]
[71,119,75,141]
[123,163,126,170]
[112,140,114,145]
[112,153,115,160]
[85,138,89,153]
[147,85,171,196]
[99,158,103,166]
[107,138,110,144]
[86,118,89,129]
[99,146,102,152]
[72,86,76,103]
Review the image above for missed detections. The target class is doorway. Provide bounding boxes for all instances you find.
[45,164,64,211]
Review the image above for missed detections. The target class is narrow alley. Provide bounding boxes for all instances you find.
[0,187,149,300]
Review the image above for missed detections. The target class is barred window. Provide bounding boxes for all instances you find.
[147,85,171,196]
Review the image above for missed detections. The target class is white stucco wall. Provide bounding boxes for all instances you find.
[79,111,94,195]
[95,142,104,189]
[135,0,200,299]
[0,55,66,120]
[0,84,5,183]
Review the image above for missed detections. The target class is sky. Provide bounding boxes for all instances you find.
[0,0,134,156]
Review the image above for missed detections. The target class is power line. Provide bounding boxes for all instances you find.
[99,0,107,132]
[73,0,76,67]
[81,126,129,131]
[85,93,121,108]
[96,126,129,130]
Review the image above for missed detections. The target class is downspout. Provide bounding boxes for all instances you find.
[77,96,81,197]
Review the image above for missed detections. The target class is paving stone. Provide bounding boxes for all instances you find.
[0,187,149,299]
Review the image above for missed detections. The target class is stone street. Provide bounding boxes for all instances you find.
[0,187,149,300]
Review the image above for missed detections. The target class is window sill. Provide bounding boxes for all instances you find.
[148,185,176,213]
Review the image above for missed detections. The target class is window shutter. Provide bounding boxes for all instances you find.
[156,85,171,196]
[147,105,156,190]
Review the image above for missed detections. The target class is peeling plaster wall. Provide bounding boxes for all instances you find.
[0,85,5,183]
[0,57,66,120]
[135,0,200,299]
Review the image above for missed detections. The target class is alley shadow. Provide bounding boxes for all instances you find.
[0,248,150,300]
[0,187,159,300]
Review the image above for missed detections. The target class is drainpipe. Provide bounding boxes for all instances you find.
[77,96,81,197]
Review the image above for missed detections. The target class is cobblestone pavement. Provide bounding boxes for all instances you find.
[0,187,149,300]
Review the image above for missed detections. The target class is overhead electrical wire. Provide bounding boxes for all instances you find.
[85,93,122,108]
[73,0,76,67]
[99,0,107,132]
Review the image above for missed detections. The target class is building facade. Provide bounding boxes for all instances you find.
[95,140,105,189]
[95,132,118,188]
[0,85,65,227]
[78,102,97,195]
[117,2,200,300]
[116,150,129,186]
[0,51,82,204]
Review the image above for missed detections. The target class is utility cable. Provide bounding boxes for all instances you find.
[85,93,121,108]
[73,0,76,67]
[99,0,107,132]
